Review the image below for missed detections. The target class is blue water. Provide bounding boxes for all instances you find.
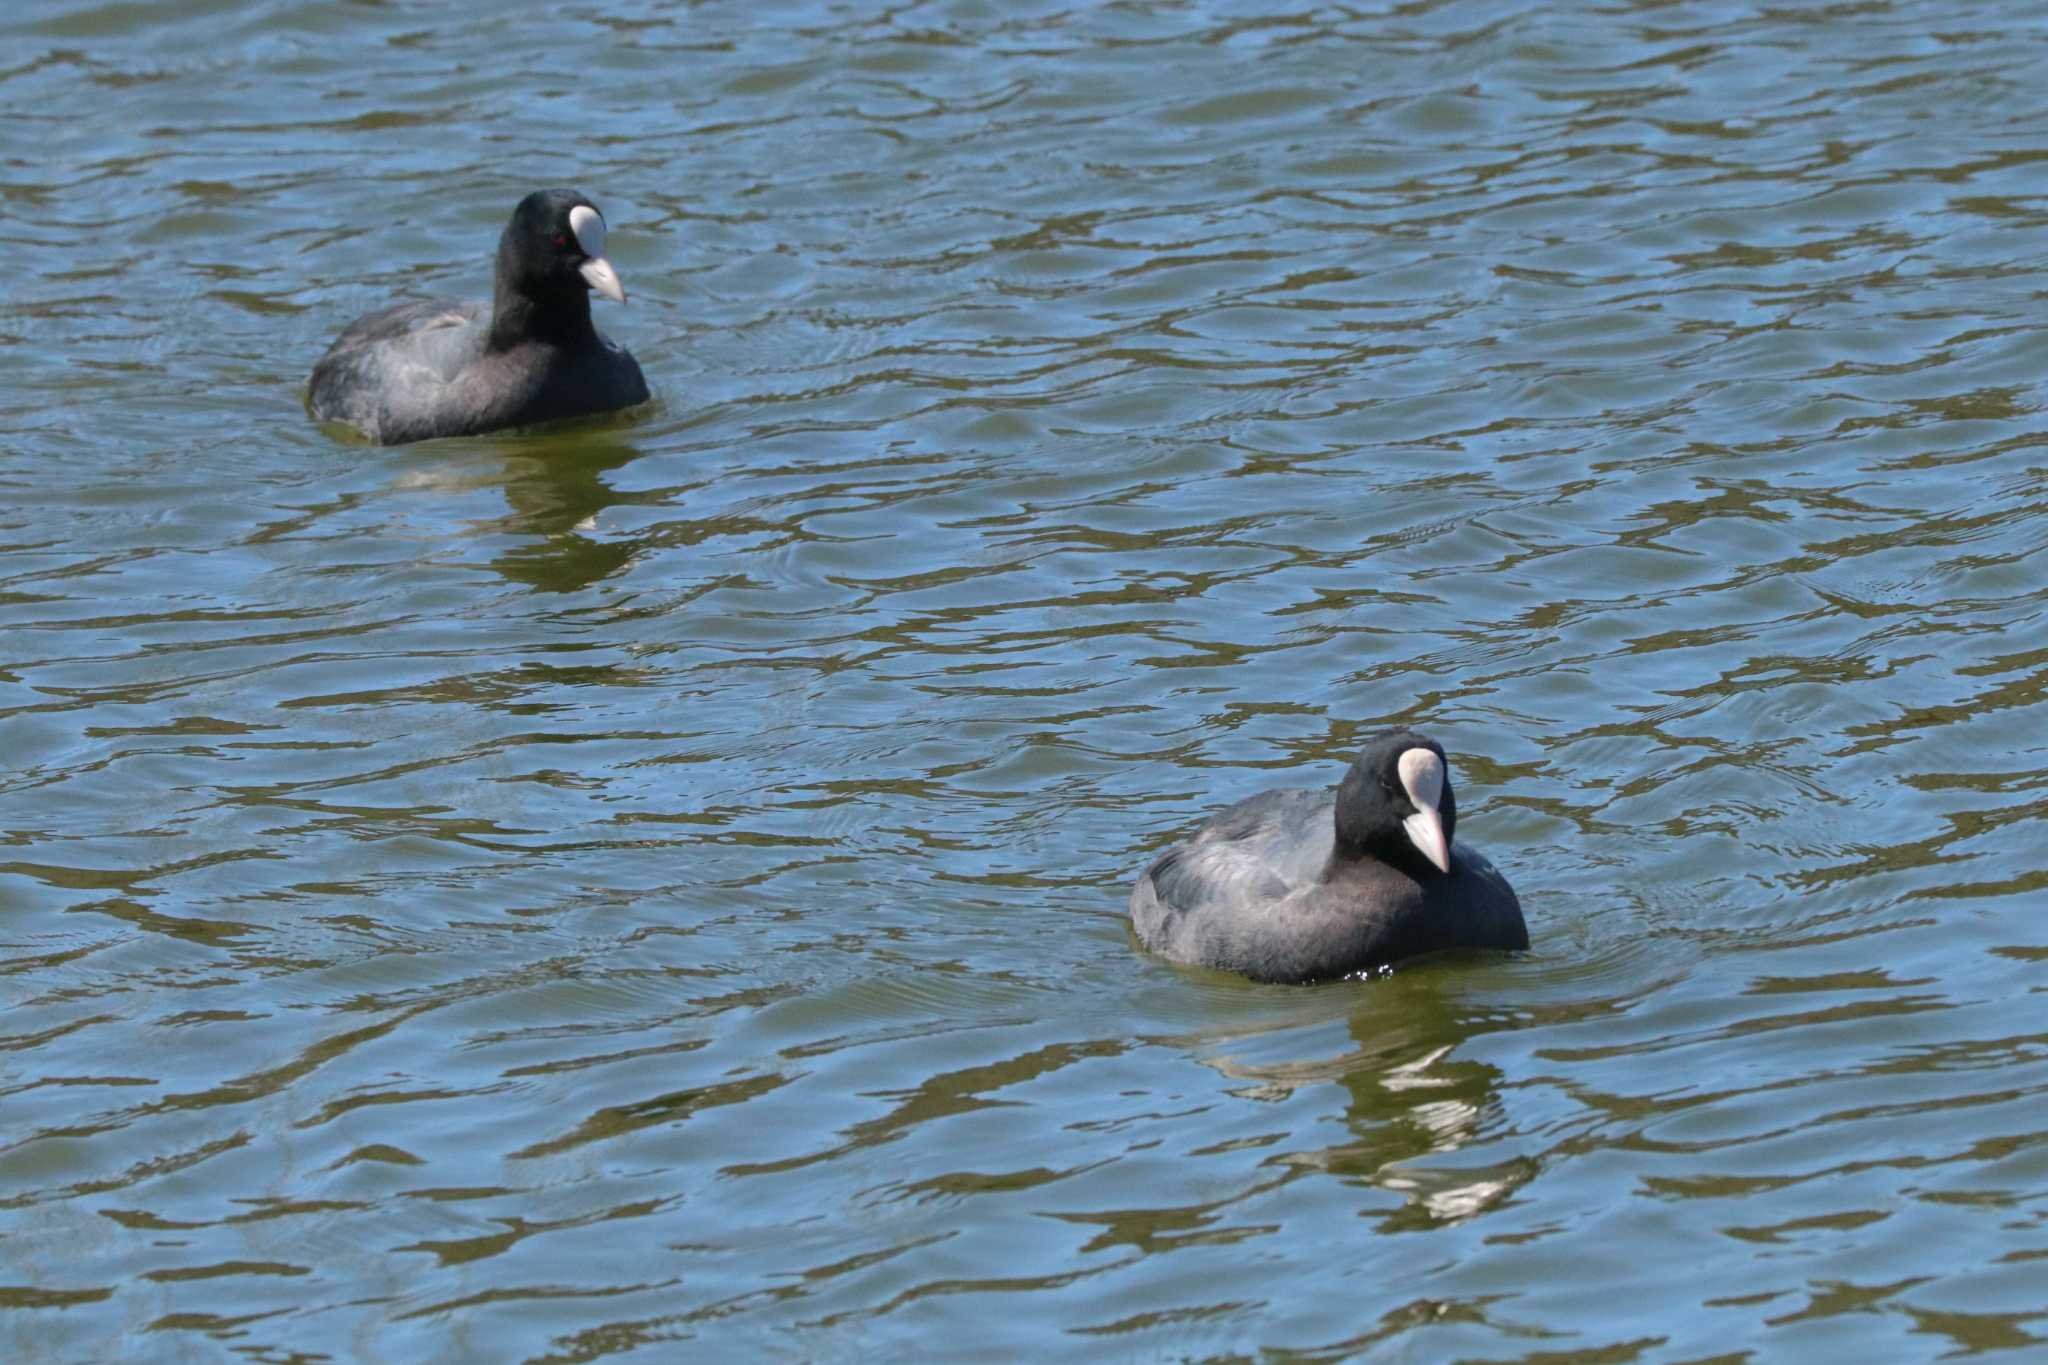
[4,0,2048,1358]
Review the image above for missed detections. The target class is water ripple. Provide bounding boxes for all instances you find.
[4,0,2048,1357]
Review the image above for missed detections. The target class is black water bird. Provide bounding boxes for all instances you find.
[308,189,649,444]
[1129,730,1526,983]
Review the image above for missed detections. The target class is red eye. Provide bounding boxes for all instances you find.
[552,232,570,249]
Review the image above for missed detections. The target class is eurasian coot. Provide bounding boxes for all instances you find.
[1129,730,1526,983]
[308,189,649,444]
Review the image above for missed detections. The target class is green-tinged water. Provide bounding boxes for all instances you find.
[4,1,2048,1358]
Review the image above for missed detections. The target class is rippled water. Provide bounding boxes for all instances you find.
[6,0,2048,1357]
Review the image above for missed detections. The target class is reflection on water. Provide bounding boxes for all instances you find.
[488,434,650,592]
[4,0,2048,1358]
[1186,974,1535,1231]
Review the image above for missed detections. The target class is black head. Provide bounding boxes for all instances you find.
[1332,729,1458,877]
[494,188,628,312]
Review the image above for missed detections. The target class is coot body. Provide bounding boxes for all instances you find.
[309,189,649,445]
[1129,731,1525,983]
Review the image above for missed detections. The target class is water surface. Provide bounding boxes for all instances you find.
[4,0,2048,1358]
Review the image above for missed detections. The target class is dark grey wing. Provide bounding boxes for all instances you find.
[1192,788,1333,888]
[309,298,486,439]
[1131,839,1289,971]
[329,296,476,347]
[1143,839,1291,918]
[1130,787,1331,970]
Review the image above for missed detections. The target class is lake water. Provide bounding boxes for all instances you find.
[5,0,2048,1358]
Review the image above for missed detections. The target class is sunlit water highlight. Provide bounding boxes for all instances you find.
[4,0,2048,1358]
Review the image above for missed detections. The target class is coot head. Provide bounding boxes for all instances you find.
[497,188,628,308]
[1332,730,1458,877]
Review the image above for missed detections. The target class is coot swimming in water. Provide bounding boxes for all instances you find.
[1129,730,1526,983]
[308,189,649,444]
